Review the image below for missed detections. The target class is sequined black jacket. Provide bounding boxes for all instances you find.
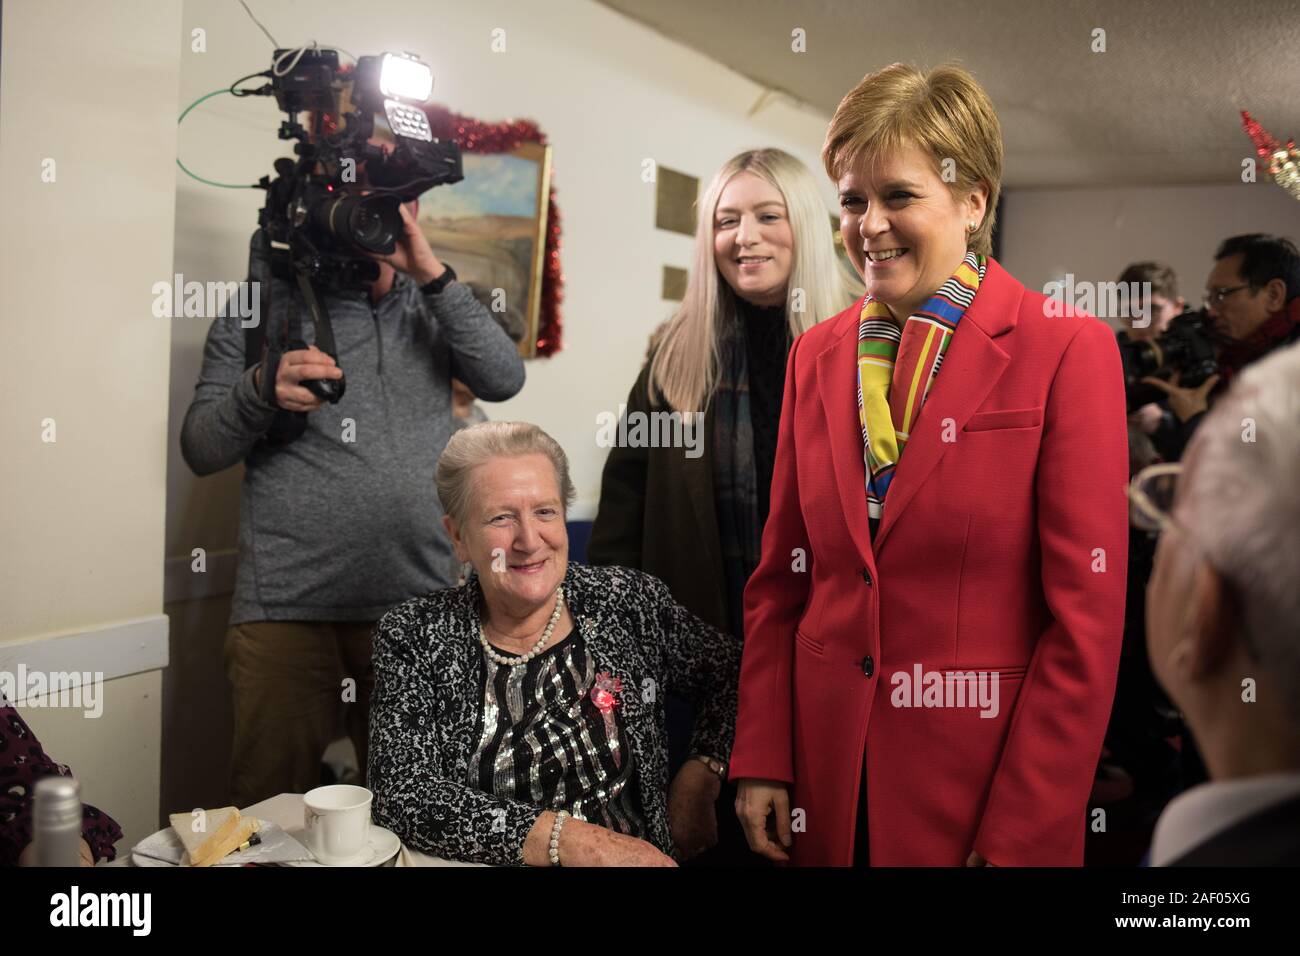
[368,562,740,866]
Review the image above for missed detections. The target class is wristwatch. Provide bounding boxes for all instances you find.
[419,263,457,295]
[691,754,727,780]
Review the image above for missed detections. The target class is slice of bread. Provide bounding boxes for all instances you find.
[168,807,260,867]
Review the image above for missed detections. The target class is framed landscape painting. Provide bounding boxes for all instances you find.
[417,141,553,358]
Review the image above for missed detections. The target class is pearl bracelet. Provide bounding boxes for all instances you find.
[549,810,570,866]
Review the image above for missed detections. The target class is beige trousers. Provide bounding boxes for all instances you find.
[224,620,375,808]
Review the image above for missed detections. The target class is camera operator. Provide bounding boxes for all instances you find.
[1143,234,1300,458]
[179,131,526,807]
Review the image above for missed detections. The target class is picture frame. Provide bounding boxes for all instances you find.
[416,141,554,358]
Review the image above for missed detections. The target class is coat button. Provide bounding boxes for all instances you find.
[861,655,875,678]
[861,567,873,585]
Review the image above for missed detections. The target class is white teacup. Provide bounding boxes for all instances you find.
[303,784,373,865]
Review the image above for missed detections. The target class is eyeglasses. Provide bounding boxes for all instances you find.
[1126,462,1183,533]
[1201,284,1251,309]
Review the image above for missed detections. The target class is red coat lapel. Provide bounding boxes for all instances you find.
[874,258,1024,553]
[812,258,1026,561]
[815,307,876,573]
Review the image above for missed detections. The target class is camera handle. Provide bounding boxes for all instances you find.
[245,230,307,445]
[290,265,347,404]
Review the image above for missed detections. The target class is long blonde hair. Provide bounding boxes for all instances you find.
[648,148,860,413]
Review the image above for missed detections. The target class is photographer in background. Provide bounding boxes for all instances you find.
[1101,262,1187,820]
[1121,260,1186,342]
[1101,236,1300,846]
[1144,234,1300,458]
[1116,261,1184,466]
[180,125,525,808]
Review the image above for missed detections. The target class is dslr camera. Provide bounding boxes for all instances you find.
[1117,309,1220,413]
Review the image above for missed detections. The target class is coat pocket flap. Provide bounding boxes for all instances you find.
[964,406,1043,432]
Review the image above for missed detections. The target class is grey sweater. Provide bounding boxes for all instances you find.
[180,268,526,625]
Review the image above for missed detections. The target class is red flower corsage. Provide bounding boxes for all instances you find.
[590,671,623,714]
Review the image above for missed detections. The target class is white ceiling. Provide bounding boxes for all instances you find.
[596,0,1300,188]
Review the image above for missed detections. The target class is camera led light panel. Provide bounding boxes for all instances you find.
[384,100,433,142]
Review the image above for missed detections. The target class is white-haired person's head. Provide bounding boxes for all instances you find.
[436,421,575,617]
[1145,340,1300,777]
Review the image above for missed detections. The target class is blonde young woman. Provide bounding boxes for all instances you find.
[588,148,858,863]
[590,148,858,639]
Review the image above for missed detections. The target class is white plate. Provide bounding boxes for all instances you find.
[131,819,311,867]
[132,852,179,868]
[130,839,277,868]
[282,823,401,867]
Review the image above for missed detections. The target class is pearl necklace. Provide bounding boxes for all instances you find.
[479,587,565,667]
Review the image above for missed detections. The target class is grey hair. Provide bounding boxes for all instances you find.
[1180,341,1300,720]
[435,421,576,525]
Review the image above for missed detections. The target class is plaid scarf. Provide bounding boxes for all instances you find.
[712,315,761,638]
[857,252,986,538]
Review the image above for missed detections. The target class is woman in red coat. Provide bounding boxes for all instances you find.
[730,64,1129,866]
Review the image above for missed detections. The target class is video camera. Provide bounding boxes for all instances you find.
[242,47,462,411]
[259,48,463,288]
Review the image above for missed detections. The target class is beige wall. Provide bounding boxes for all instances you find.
[0,0,183,853]
[1001,183,1300,327]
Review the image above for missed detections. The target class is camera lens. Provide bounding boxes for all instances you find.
[347,198,399,253]
[309,194,401,255]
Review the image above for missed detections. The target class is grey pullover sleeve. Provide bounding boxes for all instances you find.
[179,314,278,478]
[426,281,526,402]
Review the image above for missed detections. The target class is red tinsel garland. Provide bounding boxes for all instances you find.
[423,104,564,356]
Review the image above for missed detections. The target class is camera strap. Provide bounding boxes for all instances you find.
[292,268,339,357]
[287,265,346,403]
[244,229,307,443]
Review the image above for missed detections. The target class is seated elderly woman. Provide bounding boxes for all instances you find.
[369,422,741,866]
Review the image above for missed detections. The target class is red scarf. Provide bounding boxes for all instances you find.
[1217,297,1300,383]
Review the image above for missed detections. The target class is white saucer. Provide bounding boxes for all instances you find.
[284,823,401,867]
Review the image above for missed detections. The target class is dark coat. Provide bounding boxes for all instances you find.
[588,361,730,633]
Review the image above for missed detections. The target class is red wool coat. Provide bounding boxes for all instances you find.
[729,257,1128,866]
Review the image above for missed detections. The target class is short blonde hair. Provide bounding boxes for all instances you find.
[435,422,576,524]
[822,63,1003,256]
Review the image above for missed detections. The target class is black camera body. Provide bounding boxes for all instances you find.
[257,48,463,292]
[246,47,462,415]
[1118,309,1221,412]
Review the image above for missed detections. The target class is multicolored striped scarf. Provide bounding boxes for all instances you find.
[856,251,986,537]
